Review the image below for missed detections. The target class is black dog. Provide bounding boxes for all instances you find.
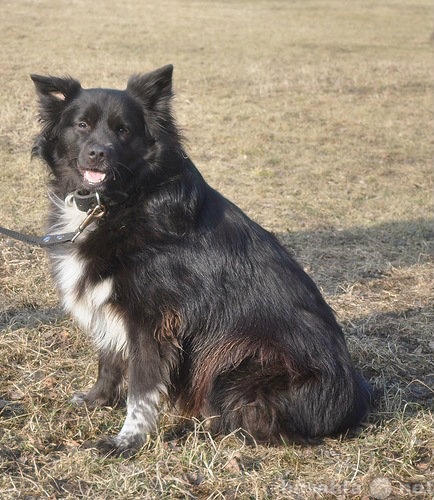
[31,65,370,455]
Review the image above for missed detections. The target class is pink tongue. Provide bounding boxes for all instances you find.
[84,170,106,184]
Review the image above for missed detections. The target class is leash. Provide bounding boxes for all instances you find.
[0,225,78,247]
[0,190,106,248]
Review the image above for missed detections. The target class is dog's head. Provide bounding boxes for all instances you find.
[31,65,180,198]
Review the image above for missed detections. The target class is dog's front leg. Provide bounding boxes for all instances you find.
[71,349,126,408]
[96,338,164,457]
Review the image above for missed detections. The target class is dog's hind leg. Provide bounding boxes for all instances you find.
[206,357,370,444]
[205,357,298,444]
[71,350,126,407]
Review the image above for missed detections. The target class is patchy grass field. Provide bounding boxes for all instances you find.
[0,0,433,498]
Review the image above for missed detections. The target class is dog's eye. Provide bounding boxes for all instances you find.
[117,125,130,137]
[77,121,88,130]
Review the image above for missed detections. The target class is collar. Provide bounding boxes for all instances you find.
[0,189,129,248]
[70,189,129,213]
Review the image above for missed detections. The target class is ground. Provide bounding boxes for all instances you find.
[0,1,432,498]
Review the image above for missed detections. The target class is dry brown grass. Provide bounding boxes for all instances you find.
[0,0,433,498]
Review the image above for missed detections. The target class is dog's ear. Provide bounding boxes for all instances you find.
[126,64,173,110]
[126,65,175,135]
[30,74,81,129]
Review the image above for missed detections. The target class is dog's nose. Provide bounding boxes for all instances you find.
[88,145,108,163]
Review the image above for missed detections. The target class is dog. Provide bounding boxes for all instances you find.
[31,65,371,456]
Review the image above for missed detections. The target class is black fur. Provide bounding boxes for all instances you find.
[31,65,371,455]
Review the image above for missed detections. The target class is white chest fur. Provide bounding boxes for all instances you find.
[53,252,128,354]
[50,198,128,355]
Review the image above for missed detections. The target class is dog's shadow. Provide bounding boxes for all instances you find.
[0,305,64,418]
[278,217,433,295]
[0,305,62,332]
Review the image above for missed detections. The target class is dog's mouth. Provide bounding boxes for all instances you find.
[82,169,107,186]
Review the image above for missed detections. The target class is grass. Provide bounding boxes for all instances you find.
[0,0,433,498]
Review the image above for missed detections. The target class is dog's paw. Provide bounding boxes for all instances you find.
[83,435,145,458]
[71,391,123,408]
[70,391,104,408]
[70,392,88,406]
